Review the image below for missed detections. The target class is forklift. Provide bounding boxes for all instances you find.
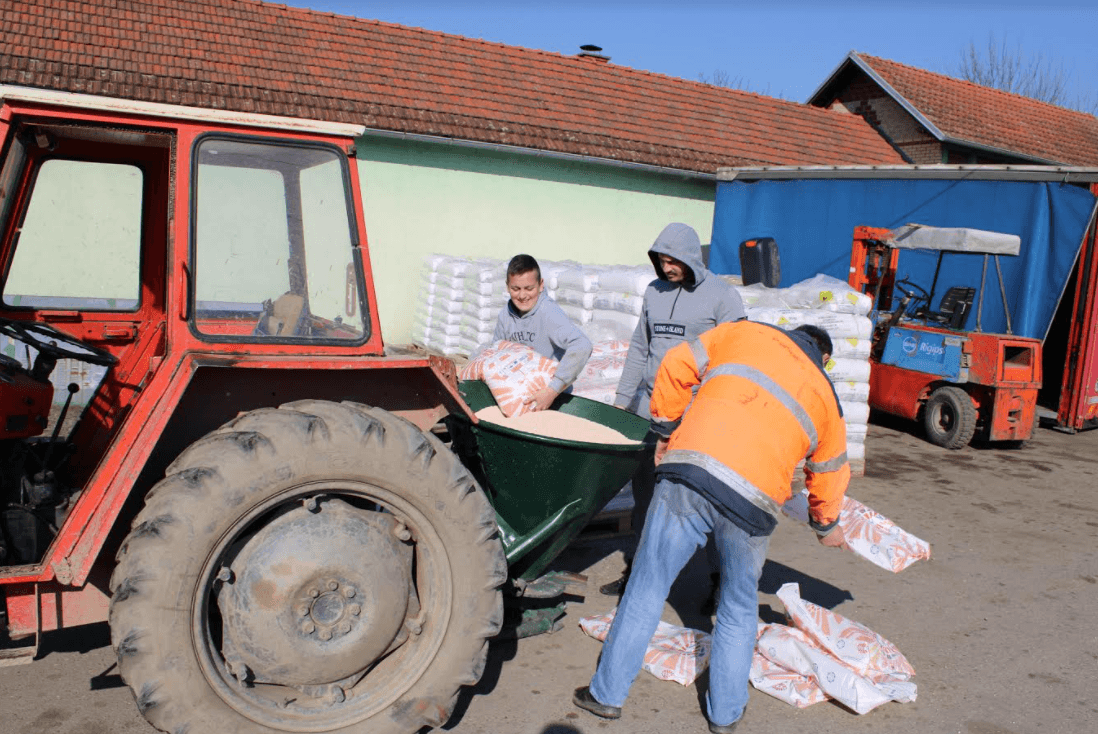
[849,224,1041,448]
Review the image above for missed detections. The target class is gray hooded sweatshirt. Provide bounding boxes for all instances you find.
[493,293,593,394]
[614,223,746,419]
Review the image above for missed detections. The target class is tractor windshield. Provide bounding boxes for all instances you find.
[192,136,366,342]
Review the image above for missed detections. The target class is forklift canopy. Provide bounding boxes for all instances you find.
[889,224,1021,256]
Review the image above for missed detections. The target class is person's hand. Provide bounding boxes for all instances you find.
[817,525,846,548]
[524,386,560,412]
[653,437,670,466]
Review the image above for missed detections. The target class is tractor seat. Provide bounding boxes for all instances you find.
[926,286,976,330]
[254,292,309,336]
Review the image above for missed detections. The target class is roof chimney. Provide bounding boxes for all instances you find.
[578,44,610,63]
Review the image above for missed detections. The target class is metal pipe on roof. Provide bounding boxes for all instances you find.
[358,127,717,181]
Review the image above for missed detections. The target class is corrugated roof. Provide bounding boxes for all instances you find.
[852,53,1098,166]
[1,0,905,172]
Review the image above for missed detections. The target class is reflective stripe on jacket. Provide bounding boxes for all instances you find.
[650,320,850,528]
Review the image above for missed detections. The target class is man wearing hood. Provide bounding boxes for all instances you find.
[574,322,850,733]
[602,223,745,596]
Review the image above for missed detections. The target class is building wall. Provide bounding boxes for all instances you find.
[356,136,716,343]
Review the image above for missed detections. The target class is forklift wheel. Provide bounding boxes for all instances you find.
[923,386,977,449]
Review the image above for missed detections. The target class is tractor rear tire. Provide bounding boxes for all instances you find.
[109,401,506,734]
[923,386,977,449]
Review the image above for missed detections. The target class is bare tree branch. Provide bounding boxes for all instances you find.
[957,34,1091,113]
[697,70,787,100]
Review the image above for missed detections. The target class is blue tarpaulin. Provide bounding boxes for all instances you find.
[710,178,1097,339]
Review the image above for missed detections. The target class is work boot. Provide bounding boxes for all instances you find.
[707,707,745,733]
[573,686,622,719]
[599,573,628,596]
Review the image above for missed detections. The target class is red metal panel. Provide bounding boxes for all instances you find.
[1059,185,1098,429]
[869,361,937,421]
[3,576,110,637]
[988,386,1038,442]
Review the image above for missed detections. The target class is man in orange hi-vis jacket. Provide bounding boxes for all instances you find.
[573,321,849,733]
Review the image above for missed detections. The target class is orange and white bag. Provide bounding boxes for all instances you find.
[459,341,558,417]
[579,609,711,686]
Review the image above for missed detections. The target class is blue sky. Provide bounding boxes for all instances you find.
[279,1,1097,106]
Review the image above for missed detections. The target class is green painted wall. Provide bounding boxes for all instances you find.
[356,137,716,344]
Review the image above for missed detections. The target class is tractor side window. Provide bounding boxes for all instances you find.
[192,138,365,342]
[2,159,142,310]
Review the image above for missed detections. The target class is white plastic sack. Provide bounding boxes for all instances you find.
[832,337,871,359]
[841,401,871,425]
[560,303,593,325]
[591,308,640,334]
[539,259,581,290]
[555,288,597,310]
[832,380,870,403]
[598,266,653,296]
[846,423,868,439]
[570,378,620,405]
[422,253,452,272]
[582,319,635,343]
[592,290,645,315]
[747,309,873,340]
[735,283,793,309]
[826,357,872,383]
[778,274,874,315]
[556,268,601,292]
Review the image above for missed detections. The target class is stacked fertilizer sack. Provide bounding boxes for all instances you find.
[413,255,586,358]
[559,265,651,404]
[732,274,873,476]
[412,255,508,357]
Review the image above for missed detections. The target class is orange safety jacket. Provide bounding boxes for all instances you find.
[649,320,850,534]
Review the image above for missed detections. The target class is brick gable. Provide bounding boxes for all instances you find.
[814,52,1098,166]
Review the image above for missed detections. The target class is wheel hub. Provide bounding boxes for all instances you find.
[217,497,413,686]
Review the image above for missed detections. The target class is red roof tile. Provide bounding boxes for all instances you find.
[2,0,904,172]
[854,53,1098,166]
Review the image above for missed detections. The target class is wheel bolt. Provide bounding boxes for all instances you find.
[302,621,315,634]
[338,622,351,634]
[309,588,320,598]
[319,629,332,641]
[327,580,339,591]
[343,586,357,598]
[349,604,361,616]
[297,605,310,617]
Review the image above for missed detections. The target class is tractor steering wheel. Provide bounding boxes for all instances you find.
[0,318,118,367]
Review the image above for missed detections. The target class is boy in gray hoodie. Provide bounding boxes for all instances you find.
[492,254,593,411]
[602,223,745,596]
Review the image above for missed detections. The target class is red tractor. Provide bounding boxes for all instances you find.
[0,86,518,733]
[849,225,1041,448]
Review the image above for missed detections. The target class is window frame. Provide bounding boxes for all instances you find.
[187,132,370,347]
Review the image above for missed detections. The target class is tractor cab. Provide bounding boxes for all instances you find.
[849,224,1041,448]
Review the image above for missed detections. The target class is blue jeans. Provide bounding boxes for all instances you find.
[590,477,770,726]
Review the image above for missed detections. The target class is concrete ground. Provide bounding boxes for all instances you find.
[2,415,1096,734]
